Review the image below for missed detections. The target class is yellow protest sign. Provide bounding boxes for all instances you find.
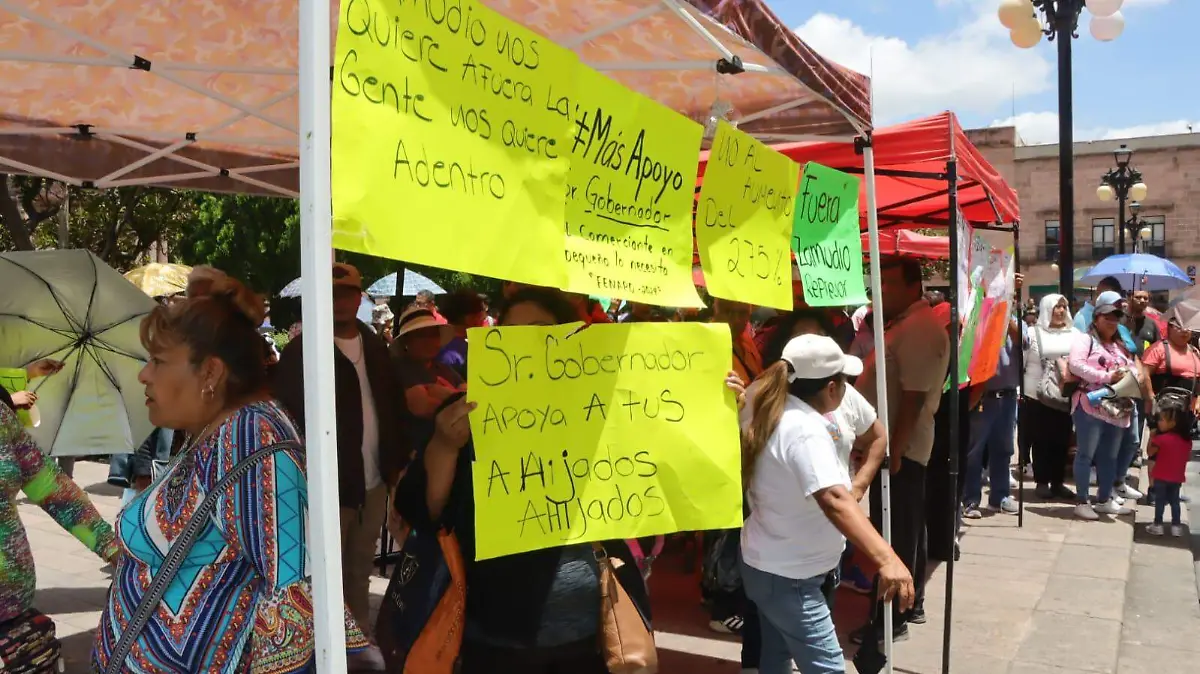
[466,322,742,560]
[696,121,797,310]
[563,67,703,308]
[331,0,578,288]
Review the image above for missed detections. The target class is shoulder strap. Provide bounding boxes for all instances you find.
[1034,327,1046,361]
[1165,341,1173,373]
[104,440,299,674]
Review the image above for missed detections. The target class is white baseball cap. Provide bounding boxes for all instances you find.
[780,334,863,382]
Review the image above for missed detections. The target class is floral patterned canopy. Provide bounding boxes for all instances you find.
[0,0,870,197]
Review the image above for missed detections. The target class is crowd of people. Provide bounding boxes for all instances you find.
[0,255,1190,673]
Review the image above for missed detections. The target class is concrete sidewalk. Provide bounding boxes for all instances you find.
[22,461,1200,673]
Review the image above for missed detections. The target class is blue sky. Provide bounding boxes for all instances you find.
[774,0,1196,144]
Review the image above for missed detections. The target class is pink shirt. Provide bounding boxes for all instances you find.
[1068,331,1134,428]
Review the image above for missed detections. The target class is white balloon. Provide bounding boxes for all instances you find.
[1086,0,1123,18]
[998,0,1033,29]
[1090,12,1125,41]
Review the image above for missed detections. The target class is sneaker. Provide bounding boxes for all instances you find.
[1146,523,1164,536]
[1181,493,1192,503]
[1117,484,1144,500]
[709,615,744,635]
[1009,474,1019,489]
[843,565,874,595]
[987,497,1019,515]
[1172,525,1184,538]
[906,606,927,625]
[1112,494,1125,506]
[1035,484,1053,498]
[1094,498,1134,516]
[1022,464,1035,479]
[1051,485,1077,500]
[1075,503,1099,520]
[850,623,911,647]
[963,504,983,519]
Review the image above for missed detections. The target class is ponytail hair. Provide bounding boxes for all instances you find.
[743,361,790,490]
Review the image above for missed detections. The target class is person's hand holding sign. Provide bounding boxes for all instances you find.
[425,394,477,520]
[725,370,747,410]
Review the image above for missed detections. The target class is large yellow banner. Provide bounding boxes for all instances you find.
[466,322,742,560]
[563,67,704,308]
[695,121,797,310]
[331,0,577,288]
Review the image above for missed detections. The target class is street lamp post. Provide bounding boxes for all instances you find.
[1124,200,1153,253]
[1000,0,1128,301]
[1096,143,1149,254]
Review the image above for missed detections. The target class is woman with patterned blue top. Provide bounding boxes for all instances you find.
[93,274,366,673]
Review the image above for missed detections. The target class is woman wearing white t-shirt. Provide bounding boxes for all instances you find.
[741,335,913,674]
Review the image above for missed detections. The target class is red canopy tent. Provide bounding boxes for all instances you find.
[860,229,949,259]
[696,110,1020,230]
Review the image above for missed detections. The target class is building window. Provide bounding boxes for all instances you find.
[1092,218,1115,260]
[1139,215,1166,256]
[1044,219,1059,262]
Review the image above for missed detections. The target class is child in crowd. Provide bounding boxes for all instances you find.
[1147,403,1192,537]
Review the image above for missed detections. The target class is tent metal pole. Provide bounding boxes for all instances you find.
[941,158,961,674]
[298,0,346,670]
[1015,225,1025,529]
[862,137,894,673]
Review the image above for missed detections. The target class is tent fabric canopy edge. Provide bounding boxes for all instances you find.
[0,0,870,196]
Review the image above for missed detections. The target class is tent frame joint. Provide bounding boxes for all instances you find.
[715,55,744,75]
[80,180,95,189]
[74,124,93,139]
[130,54,150,71]
[854,133,872,154]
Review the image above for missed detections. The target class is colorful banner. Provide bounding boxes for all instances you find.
[695,121,796,310]
[791,162,867,307]
[563,67,703,308]
[466,322,742,560]
[331,0,578,288]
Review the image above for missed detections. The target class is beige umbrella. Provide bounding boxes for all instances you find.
[124,262,192,298]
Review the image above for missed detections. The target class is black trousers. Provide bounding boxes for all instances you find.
[869,457,927,627]
[1023,398,1071,488]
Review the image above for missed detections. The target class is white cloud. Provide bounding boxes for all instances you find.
[991,111,1199,145]
[794,11,1054,124]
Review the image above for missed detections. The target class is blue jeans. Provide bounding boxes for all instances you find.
[740,561,844,674]
[1154,481,1182,525]
[965,394,1018,507]
[1073,407,1123,504]
[1115,406,1140,488]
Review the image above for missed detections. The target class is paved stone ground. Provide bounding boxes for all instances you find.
[25,460,1200,673]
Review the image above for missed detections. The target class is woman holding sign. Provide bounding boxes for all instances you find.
[741,334,913,673]
[394,286,747,673]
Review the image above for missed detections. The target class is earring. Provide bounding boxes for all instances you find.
[201,384,215,402]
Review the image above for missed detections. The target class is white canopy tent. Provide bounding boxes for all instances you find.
[0,0,895,670]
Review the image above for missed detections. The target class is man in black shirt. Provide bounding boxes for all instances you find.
[1129,289,1162,356]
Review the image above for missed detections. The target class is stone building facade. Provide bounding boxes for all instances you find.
[965,126,1200,301]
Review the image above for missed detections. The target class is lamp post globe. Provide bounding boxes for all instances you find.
[1130,181,1148,201]
[1011,17,1044,48]
[1090,12,1125,41]
[1085,0,1124,18]
[1097,184,1116,202]
[999,0,1034,29]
